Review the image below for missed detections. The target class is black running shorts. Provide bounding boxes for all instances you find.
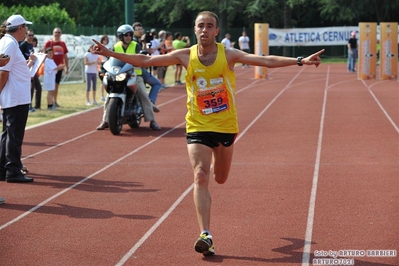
[186,132,237,148]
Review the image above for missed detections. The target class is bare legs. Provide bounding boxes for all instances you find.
[187,143,234,233]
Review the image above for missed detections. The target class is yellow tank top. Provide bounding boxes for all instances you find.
[185,43,238,133]
[114,41,142,75]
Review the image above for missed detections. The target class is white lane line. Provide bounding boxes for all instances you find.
[301,66,330,266]
[362,80,399,134]
[0,122,186,231]
[1,78,263,230]
[26,107,102,130]
[116,68,305,265]
[22,94,187,161]
[22,131,96,160]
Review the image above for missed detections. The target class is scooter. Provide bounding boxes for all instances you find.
[102,57,143,135]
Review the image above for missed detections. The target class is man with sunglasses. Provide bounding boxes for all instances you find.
[96,24,160,131]
[19,29,42,111]
[0,15,36,183]
[43,27,69,107]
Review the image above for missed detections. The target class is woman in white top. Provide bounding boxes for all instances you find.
[98,35,111,102]
[84,44,100,105]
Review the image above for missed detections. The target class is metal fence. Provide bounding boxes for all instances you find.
[31,24,398,61]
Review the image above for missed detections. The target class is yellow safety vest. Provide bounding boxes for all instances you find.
[114,41,142,75]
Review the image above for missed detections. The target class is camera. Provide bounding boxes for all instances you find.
[145,31,153,44]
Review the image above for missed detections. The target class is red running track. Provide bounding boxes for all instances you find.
[0,64,398,266]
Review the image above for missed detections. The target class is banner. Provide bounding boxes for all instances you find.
[268,26,399,47]
[254,23,269,79]
[358,23,377,79]
[379,22,398,80]
[269,26,358,46]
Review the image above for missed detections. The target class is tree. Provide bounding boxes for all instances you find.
[0,3,75,25]
[78,0,125,27]
[318,0,399,25]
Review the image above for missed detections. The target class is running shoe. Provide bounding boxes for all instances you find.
[194,232,215,256]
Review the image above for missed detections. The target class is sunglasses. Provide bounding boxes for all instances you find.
[123,32,133,37]
[54,31,61,34]
[28,34,34,36]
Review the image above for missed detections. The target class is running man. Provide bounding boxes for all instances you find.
[92,11,324,256]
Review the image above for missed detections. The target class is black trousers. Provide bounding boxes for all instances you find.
[31,74,42,109]
[0,104,29,176]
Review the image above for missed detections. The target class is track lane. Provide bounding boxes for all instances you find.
[0,65,397,265]
[123,66,329,265]
[307,64,399,266]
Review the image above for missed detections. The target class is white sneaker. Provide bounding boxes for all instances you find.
[86,101,92,106]
[93,100,99,106]
[101,96,106,102]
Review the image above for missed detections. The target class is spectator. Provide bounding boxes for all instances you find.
[132,22,162,108]
[84,44,100,105]
[238,30,251,67]
[19,29,42,111]
[43,47,65,110]
[0,15,36,183]
[32,36,38,51]
[43,27,69,107]
[99,35,110,101]
[221,33,235,49]
[172,32,190,85]
[0,49,10,204]
[159,31,174,88]
[149,29,161,77]
[155,30,168,87]
[347,31,357,72]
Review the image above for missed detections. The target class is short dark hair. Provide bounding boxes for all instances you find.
[195,11,219,27]
[132,22,142,30]
[45,47,53,53]
[174,32,181,39]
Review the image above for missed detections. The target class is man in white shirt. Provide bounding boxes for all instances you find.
[238,30,251,67]
[0,53,10,204]
[0,15,35,183]
[221,33,235,49]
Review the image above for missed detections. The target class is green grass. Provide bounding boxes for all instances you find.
[25,66,185,127]
[321,57,347,64]
[26,81,101,127]
[23,58,345,128]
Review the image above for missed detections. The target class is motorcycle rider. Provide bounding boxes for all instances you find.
[96,24,161,131]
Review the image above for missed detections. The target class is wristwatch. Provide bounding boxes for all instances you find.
[297,57,304,66]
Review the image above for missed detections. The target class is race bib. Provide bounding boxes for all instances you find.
[197,83,230,115]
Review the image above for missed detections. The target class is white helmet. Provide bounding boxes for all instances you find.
[117,24,134,41]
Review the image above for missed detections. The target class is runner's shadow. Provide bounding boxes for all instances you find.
[203,237,308,264]
[27,174,159,194]
[1,203,155,220]
[202,238,397,266]
[22,141,57,147]
[117,127,186,138]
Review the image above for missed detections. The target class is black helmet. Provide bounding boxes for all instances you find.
[117,24,134,41]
